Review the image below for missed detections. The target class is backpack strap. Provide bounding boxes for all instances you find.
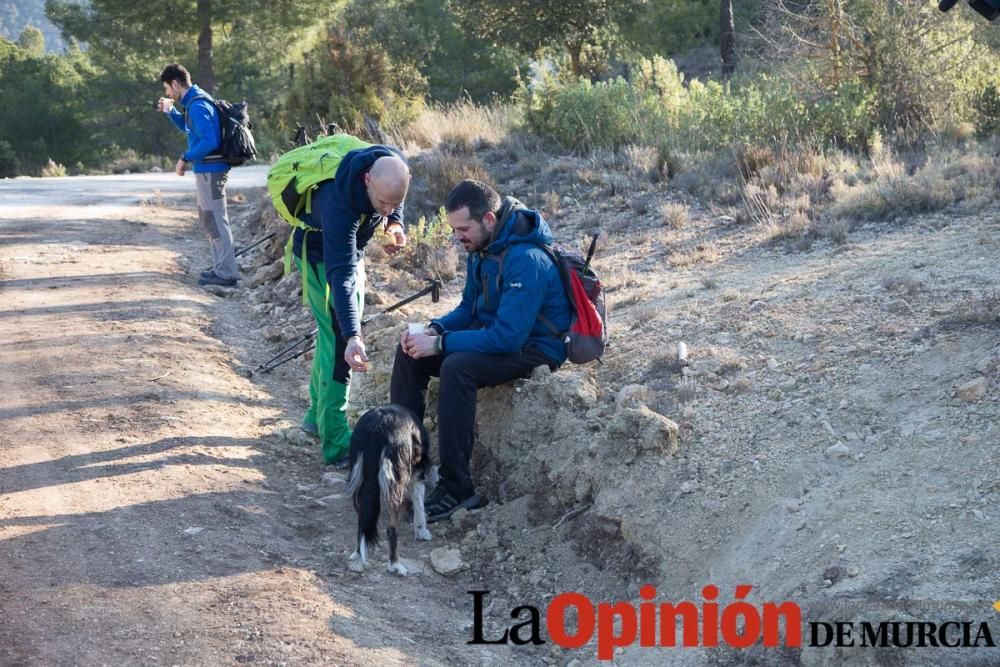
[492,242,567,338]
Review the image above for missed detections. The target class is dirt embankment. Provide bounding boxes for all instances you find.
[233,139,1000,665]
[2,149,998,665]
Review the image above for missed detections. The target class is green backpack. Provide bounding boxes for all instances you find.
[266,133,373,276]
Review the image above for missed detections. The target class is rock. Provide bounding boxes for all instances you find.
[182,527,204,536]
[203,284,236,297]
[676,341,689,365]
[616,384,655,411]
[530,365,551,381]
[262,326,284,343]
[767,358,779,371]
[430,547,463,576]
[610,406,680,456]
[957,377,987,402]
[847,566,860,578]
[679,480,698,494]
[548,372,599,408]
[365,290,386,305]
[248,259,283,288]
[322,472,345,487]
[451,507,470,525]
[825,443,851,459]
[821,420,836,438]
[574,478,592,503]
[781,499,801,514]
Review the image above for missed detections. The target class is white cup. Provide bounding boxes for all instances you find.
[407,323,425,336]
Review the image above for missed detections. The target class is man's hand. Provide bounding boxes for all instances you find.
[383,223,406,255]
[345,336,369,372]
[402,332,440,359]
[174,158,186,177]
[157,97,174,113]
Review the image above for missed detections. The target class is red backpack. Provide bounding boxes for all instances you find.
[497,234,608,364]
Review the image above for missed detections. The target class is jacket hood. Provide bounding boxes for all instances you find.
[487,196,554,254]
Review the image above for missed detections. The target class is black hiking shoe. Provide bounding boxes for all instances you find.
[327,455,351,470]
[425,486,484,523]
[198,271,237,288]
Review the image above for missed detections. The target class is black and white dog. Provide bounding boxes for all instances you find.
[345,404,433,575]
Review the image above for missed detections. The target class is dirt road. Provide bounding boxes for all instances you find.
[0,172,511,666]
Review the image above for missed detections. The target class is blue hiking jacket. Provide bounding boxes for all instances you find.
[432,198,571,367]
[293,145,406,339]
[166,85,229,174]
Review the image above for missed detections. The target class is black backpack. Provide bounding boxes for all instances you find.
[185,95,257,166]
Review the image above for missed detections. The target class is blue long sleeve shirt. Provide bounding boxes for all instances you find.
[165,85,228,174]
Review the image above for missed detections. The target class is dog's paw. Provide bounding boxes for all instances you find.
[415,527,432,541]
[387,562,408,576]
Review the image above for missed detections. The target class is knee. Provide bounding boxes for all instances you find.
[439,353,473,383]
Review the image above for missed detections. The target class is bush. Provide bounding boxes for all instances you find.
[0,140,18,178]
[524,75,641,151]
[39,159,67,178]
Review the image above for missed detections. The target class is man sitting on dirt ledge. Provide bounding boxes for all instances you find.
[390,179,571,522]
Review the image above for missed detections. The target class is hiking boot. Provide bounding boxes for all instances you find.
[300,421,319,438]
[199,269,213,280]
[327,454,351,470]
[198,271,237,288]
[425,486,484,523]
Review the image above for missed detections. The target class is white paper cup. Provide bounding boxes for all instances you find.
[407,323,424,336]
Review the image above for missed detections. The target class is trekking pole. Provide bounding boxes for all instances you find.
[235,232,276,258]
[361,278,442,326]
[249,328,317,376]
[583,232,600,273]
[249,278,443,376]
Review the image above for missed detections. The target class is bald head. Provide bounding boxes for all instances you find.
[366,155,410,216]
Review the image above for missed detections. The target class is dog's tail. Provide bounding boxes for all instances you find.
[347,453,381,548]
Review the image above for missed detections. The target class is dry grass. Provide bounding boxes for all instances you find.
[400,101,516,151]
[935,293,1000,331]
[660,202,689,228]
[418,150,494,206]
[39,159,67,178]
[668,242,719,268]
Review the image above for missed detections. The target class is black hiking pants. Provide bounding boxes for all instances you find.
[389,345,551,500]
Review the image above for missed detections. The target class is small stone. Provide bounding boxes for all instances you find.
[430,547,463,576]
[767,358,779,371]
[679,481,698,494]
[825,443,850,459]
[847,566,860,578]
[839,399,849,409]
[451,508,470,524]
[957,377,987,402]
[782,499,801,514]
[347,559,365,573]
[182,527,203,536]
[616,384,655,411]
[322,472,345,487]
[822,421,837,438]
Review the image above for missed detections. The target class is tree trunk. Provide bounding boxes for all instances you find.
[720,0,737,79]
[569,41,583,80]
[197,0,215,94]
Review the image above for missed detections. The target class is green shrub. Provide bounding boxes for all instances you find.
[0,140,18,178]
[525,75,641,151]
